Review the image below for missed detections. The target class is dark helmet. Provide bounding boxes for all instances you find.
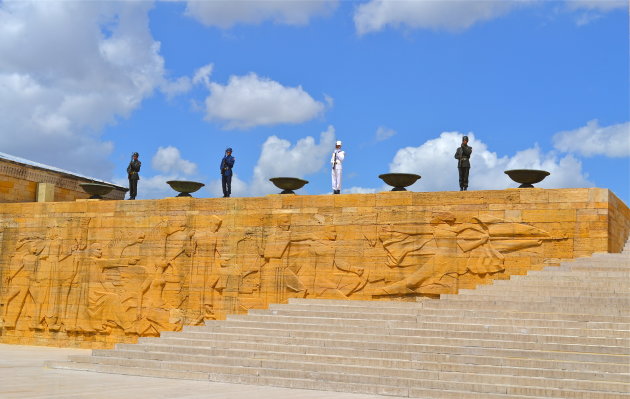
[132,152,139,157]
[226,147,232,153]
[462,136,469,141]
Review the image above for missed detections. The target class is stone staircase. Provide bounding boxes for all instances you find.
[49,242,630,399]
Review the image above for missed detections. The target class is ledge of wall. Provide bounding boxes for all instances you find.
[0,159,126,202]
[0,188,627,348]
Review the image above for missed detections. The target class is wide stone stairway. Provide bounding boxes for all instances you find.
[49,242,630,399]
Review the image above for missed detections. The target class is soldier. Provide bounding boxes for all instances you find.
[220,147,235,198]
[331,140,345,194]
[454,136,472,191]
[127,152,141,200]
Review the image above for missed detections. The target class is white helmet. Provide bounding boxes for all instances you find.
[336,141,342,146]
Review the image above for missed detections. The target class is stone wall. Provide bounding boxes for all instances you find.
[0,188,627,348]
[0,158,126,203]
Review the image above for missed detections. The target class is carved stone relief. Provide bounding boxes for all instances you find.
[0,203,575,347]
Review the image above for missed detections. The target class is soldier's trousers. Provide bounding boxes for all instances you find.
[222,175,232,197]
[458,167,469,190]
[129,178,138,199]
[332,167,342,192]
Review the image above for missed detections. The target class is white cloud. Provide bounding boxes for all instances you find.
[553,120,630,158]
[354,0,528,35]
[161,76,193,98]
[206,173,248,198]
[375,126,396,141]
[152,146,198,175]
[353,0,626,34]
[183,0,338,29]
[565,0,627,11]
[193,63,213,87]
[114,147,200,200]
[0,1,182,179]
[249,126,336,196]
[565,0,627,25]
[388,131,592,192]
[345,186,379,194]
[204,73,326,129]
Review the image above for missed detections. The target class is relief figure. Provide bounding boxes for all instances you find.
[375,213,553,296]
[0,239,44,329]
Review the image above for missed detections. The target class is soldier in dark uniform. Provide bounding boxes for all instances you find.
[127,152,141,200]
[454,136,472,191]
[220,147,235,198]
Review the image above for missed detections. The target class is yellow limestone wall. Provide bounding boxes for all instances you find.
[0,188,628,348]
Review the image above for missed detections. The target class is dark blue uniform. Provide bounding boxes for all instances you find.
[220,150,235,197]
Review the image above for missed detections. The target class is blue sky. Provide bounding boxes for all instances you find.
[0,0,628,202]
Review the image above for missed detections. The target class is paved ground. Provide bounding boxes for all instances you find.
[0,344,397,399]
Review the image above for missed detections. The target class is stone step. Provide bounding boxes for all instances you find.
[207,371,628,399]
[155,328,630,355]
[569,254,630,262]
[458,288,629,297]
[47,240,630,399]
[485,280,628,289]
[417,300,627,315]
[46,360,209,380]
[274,302,630,324]
[46,361,551,399]
[107,342,630,375]
[214,314,630,341]
[199,315,630,338]
[97,344,630,382]
[136,332,630,363]
[441,294,630,304]
[507,272,629,280]
[82,349,630,385]
[133,337,627,363]
[54,355,629,398]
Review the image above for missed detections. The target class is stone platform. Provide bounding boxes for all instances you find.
[49,241,630,398]
[0,188,628,348]
[0,344,387,399]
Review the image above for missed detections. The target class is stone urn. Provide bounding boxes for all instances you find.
[504,169,550,188]
[166,180,205,197]
[79,182,115,199]
[378,173,421,191]
[269,177,309,194]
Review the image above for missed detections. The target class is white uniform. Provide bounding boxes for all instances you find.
[331,149,345,192]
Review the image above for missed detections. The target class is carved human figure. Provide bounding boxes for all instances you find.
[136,261,181,334]
[262,214,310,303]
[86,244,135,333]
[1,240,44,329]
[305,226,366,299]
[56,218,90,331]
[375,213,552,296]
[194,216,223,322]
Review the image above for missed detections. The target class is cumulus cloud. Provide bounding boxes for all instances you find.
[183,0,338,29]
[553,120,630,158]
[353,0,626,34]
[113,146,199,200]
[206,173,248,198]
[249,125,336,195]
[0,1,182,178]
[389,132,592,192]
[152,146,198,175]
[203,73,326,129]
[354,0,528,35]
[375,126,396,142]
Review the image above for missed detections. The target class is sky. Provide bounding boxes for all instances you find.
[0,0,628,203]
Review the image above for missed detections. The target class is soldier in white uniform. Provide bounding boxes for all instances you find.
[331,140,345,194]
